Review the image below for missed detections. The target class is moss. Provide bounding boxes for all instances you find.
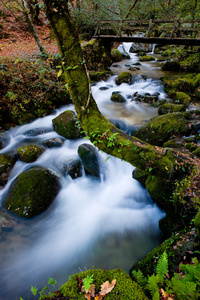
[174,92,191,106]
[134,113,189,146]
[139,55,155,61]
[193,148,200,158]
[163,139,184,149]
[161,49,172,57]
[3,167,60,218]
[18,145,45,163]
[90,71,112,82]
[111,49,123,62]
[52,110,81,139]
[180,54,200,73]
[194,74,200,88]
[46,269,148,300]
[174,78,193,93]
[0,153,16,185]
[186,143,198,152]
[110,92,126,103]
[158,103,186,115]
[115,72,132,85]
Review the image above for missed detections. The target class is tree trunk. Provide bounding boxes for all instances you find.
[22,0,47,57]
[42,0,196,217]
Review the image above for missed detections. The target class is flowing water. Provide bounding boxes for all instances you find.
[0,43,167,300]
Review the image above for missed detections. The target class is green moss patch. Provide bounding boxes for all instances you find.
[139,55,155,61]
[18,145,45,163]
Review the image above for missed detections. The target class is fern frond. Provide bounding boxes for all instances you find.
[132,269,147,288]
[156,250,168,283]
[147,274,159,299]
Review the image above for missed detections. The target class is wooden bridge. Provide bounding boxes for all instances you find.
[93,19,200,46]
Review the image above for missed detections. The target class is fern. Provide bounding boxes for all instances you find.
[147,274,160,300]
[156,250,168,283]
[132,269,147,288]
[181,258,200,283]
[167,274,197,300]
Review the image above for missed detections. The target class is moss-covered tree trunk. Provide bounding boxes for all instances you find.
[43,0,199,234]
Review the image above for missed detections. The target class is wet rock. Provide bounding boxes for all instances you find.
[3,167,60,219]
[121,52,130,59]
[115,72,133,85]
[139,55,155,62]
[0,154,16,186]
[130,43,152,53]
[0,131,10,150]
[174,92,191,106]
[42,137,65,148]
[78,143,100,177]
[25,128,52,136]
[129,66,140,71]
[52,110,81,139]
[134,94,158,104]
[63,159,82,179]
[110,92,126,103]
[99,86,109,90]
[133,112,190,146]
[111,49,123,62]
[109,119,126,132]
[18,145,45,163]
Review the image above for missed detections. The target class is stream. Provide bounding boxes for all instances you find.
[0,43,168,300]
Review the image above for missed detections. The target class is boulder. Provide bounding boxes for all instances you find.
[110,92,126,103]
[115,72,132,85]
[111,49,123,62]
[3,167,60,218]
[139,55,155,62]
[174,92,191,106]
[42,137,65,148]
[18,145,45,163]
[133,113,190,146]
[130,42,152,53]
[0,154,16,186]
[158,103,186,115]
[52,110,81,139]
[161,61,180,72]
[78,143,100,177]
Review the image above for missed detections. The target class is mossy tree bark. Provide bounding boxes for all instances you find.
[43,0,196,209]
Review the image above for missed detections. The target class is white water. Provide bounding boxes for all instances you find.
[0,43,166,300]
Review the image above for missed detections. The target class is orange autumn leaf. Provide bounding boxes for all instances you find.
[99,279,116,296]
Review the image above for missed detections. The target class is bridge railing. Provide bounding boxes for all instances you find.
[94,19,200,40]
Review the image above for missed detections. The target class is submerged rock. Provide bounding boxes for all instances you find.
[52,110,81,139]
[18,145,45,163]
[78,143,100,177]
[42,137,65,148]
[0,131,10,149]
[3,167,60,218]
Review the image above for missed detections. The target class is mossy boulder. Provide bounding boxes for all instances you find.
[45,268,148,300]
[3,167,60,218]
[18,145,45,163]
[110,92,126,103]
[161,61,180,72]
[158,103,186,115]
[180,54,200,73]
[90,71,112,82]
[161,49,172,57]
[194,74,200,88]
[173,78,193,93]
[194,212,200,238]
[111,49,123,62]
[163,138,184,149]
[115,72,132,85]
[0,153,16,186]
[139,55,155,62]
[78,143,100,177]
[174,92,191,106]
[52,110,81,139]
[133,113,190,146]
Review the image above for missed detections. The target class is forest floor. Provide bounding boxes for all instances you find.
[0,6,59,58]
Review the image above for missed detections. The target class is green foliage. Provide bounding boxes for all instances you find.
[83,274,94,293]
[147,274,160,300]
[29,277,58,298]
[0,56,70,128]
[132,269,147,288]
[155,250,168,283]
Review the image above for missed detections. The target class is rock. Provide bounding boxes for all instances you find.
[24,128,52,136]
[111,49,123,62]
[158,103,186,115]
[42,137,65,148]
[133,112,190,146]
[134,94,158,104]
[129,66,140,71]
[139,55,155,62]
[115,72,133,85]
[121,52,130,59]
[3,167,60,218]
[110,92,126,103]
[52,110,81,139]
[130,42,152,53]
[109,119,126,132]
[18,145,45,163]
[99,86,109,90]
[161,61,180,71]
[161,49,172,57]
[0,131,10,149]
[63,159,82,179]
[174,92,191,106]
[78,143,100,177]
[0,154,16,186]
[163,138,184,149]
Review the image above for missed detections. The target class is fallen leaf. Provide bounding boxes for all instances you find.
[99,279,116,296]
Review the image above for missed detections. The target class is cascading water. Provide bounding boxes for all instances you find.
[0,43,166,300]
